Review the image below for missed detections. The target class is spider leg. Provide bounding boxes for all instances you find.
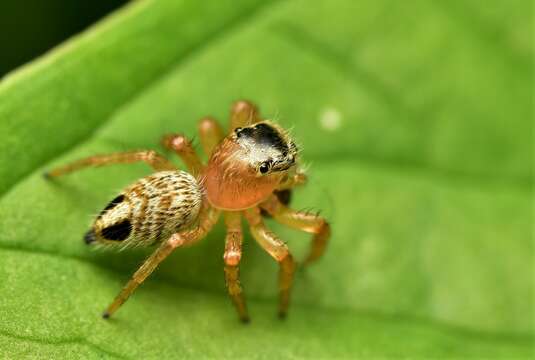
[229,100,260,130]
[198,116,224,156]
[260,195,330,265]
[161,134,203,175]
[277,172,307,191]
[244,207,296,318]
[103,232,186,318]
[261,173,307,218]
[45,150,176,178]
[103,203,220,318]
[223,211,249,322]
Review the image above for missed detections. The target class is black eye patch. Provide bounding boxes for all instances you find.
[101,219,132,241]
[240,123,289,154]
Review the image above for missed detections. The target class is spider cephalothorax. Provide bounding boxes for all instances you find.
[233,122,298,174]
[204,121,298,210]
[45,100,330,323]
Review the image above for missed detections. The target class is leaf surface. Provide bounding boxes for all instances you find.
[0,0,532,358]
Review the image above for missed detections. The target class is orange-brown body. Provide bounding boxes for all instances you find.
[204,139,284,210]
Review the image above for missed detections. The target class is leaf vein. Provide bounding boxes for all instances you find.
[0,329,130,360]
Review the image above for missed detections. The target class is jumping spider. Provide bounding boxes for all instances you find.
[45,100,330,322]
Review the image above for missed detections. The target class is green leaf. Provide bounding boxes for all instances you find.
[0,0,532,358]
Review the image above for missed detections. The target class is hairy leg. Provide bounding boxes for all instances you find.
[161,134,203,175]
[261,172,307,218]
[278,172,307,191]
[244,207,296,318]
[229,100,260,130]
[261,172,308,217]
[45,150,175,178]
[198,116,224,156]
[102,232,186,318]
[103,203,220,318]
[260,195,330,265]
[223,211,249,322]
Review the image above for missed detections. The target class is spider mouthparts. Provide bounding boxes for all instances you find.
[84,229,96,245]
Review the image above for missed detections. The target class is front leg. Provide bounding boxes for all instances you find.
[261,172,307,218]
[278,172,307,191]
[223,211,249,323]
[260,195,330,265]
[244,207,296,318]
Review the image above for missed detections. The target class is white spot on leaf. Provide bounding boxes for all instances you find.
[319,107,342,131]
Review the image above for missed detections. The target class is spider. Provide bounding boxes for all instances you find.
[45,100,330,322]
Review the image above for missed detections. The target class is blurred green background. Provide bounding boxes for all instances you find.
[0,0,532,358]
[0,0,126,77]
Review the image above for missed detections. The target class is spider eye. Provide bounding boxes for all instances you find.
[259,162,270,174]
[234,127,243,137]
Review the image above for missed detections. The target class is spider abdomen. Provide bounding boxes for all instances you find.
[88,170,202,247]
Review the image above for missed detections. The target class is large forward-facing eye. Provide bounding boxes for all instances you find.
[259,161,271,174]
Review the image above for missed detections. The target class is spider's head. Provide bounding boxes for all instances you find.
[204,121,299,210]
[232,121,298,177]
